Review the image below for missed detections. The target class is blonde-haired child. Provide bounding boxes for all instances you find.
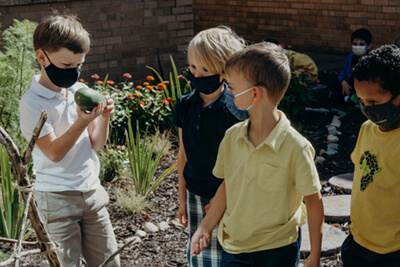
[172,26,248,266]
[191,42,324,267]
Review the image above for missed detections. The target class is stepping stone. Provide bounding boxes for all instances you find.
[323,195,351,223]
[300,222,347,257]
[328,173,353,194]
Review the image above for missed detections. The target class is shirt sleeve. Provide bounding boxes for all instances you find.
[337,53,354,83]
[172,96,183,128]
[19,95,53,141]
[212,136,226,179]
[294,144,322,196]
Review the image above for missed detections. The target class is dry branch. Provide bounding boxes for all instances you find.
[0,249,42,267]
[0,110,62,266]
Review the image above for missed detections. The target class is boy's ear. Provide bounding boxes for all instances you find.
[36,50,46,66]
[253,86,263,104]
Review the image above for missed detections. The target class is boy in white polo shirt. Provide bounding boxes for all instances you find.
[190,42,324,267]
[19,12,119,266]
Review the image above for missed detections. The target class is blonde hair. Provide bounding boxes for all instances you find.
[188,26,246,75]
[34,11,90,53]
[226,42,291,104]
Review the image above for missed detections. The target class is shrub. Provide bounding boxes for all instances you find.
[97,144,127,183]
[0,19,39,150]
[113,186,152,215]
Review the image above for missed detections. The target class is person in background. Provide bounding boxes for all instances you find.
[336,28,372,104]
[393,36,400,47]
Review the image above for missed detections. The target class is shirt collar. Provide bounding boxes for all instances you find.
[191,83,229,110]
[30,75,79,99]
[235,110,290,153]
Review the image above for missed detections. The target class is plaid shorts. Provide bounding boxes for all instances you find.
[186,190,222,267]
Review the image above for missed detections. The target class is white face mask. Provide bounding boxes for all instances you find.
[352,45,367,56]
[234,87,254,111]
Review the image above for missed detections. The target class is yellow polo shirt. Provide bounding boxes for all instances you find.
[350,120,400,254]
[213,111,321,253]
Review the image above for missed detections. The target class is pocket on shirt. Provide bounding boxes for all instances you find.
[256,163,287,192]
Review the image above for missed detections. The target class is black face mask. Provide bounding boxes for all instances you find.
[360,98,400,129]
[188,72,225,95]
[43,51,81,88]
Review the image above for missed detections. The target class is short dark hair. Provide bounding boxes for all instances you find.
[353,45,400,96]
[34,11,90,53]
[226,42,290,104]
[351,28,372,45]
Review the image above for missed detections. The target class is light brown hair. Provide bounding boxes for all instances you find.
[188,26,246,75]
[34,11,90,53]
[226,42,290,104]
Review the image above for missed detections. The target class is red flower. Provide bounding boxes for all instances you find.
[167,97,173,102]
[130,106,134,110]
[126,94,134,100]
[106,80,115,85]
[115,89,120,93]
[91,74,100,79]
[123,73,132,79]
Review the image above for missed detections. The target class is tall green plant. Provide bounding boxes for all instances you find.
[0,145,30,240]
[126,119,177,197]
[0,19,39,150]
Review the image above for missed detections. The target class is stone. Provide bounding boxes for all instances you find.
[314,156,326,165]
[327,143,338,150]
[319,149,326,156]
[325,149,338,156]
[323,195,351,223]
[135,229,147,237]
[327,126,336,132]
[300,223,347,257]
[158,221,170,231]
[332,108,347,118]
[330,121,341,128]
[327,135,339,142]
[328,173,353,194]
[144,222,159,233]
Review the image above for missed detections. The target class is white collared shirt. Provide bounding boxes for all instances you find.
[19,75,101,192]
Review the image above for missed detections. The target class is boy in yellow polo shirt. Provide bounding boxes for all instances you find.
[190,42,324,267]
[341,45,400,266]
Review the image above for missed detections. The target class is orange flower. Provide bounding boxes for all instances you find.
[139,101,145,106]
[133,93,142,98]
[117,145,125,151]
[136,85,143,90]
[97,81,103,85]
[157,83,166,90]
[115,89,120,93]
[106,80,115,85]
[146,76,155,81]
[146,86,153,91]
[162,99,169,105]
[143,82,149,86]
[79,79,85,83]
[167,97,173,102]
[146,100,151,103]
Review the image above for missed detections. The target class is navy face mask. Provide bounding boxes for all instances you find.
[188,72,225,95]
[43,51,81,88]
[360,98,400,129]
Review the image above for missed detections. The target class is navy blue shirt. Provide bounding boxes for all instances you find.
[173,84,248,198]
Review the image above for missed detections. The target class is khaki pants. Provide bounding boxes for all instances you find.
[34,187,120,267]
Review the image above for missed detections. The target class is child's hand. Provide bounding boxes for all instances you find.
[341,80,352,96]
[178,204,187,226]
[204,203,211,213]
[77,104,102,126]
[100,95,114,118]
[190,226,211,257]
[303,252,320,267]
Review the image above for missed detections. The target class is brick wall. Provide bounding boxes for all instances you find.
[0,0,193,84]
[193,0,400,54]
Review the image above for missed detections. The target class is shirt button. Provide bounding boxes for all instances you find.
[196,125,199,129]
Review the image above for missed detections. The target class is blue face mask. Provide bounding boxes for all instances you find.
[43,50,81,88]
[360,98,400,129]
[188,72,225,95]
